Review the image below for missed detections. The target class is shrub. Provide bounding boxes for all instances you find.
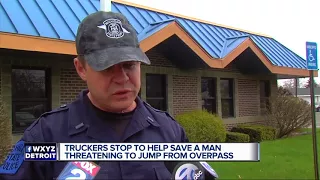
[175,110,226,143]
[265,91,312,138]
[226,132,250,142]
[0,96,12,164]
[231,124,276,142]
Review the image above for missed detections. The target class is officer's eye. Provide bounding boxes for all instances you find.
[123,62,138,70]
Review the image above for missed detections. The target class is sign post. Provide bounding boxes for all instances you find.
[306,41,319,180]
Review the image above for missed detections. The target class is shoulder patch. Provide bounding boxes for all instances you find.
[0,140,25,174]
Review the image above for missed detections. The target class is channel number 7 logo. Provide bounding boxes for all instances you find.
[57,162,101,180]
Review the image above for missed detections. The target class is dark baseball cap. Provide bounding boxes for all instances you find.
[75,11,151,71]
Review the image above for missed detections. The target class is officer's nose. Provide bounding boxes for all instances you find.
[112,64,129,84]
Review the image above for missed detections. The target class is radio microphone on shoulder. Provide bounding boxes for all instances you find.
[57,161,101,180]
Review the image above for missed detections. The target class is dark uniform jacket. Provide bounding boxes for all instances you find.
[0,90,189,180]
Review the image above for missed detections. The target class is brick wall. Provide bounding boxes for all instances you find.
[172,76,199,117]
[0,146,12,164]
[0,68,1,96]
[201,63,241,73]
[60,68,87,105]
[145,49,175,67]
[271,78,278,95]
[238,79,259,117]
[145,48,240,73]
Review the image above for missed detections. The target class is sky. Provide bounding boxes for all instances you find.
[124,0,320,86]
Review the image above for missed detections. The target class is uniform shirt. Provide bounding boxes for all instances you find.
[0,89,189,180]
[85,93,134,139]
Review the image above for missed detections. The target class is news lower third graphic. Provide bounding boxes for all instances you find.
[173,162,205,180]
[57,162,101,180]
[58,143,259,161]
[24,142,57,161]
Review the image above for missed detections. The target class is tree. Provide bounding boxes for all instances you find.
[0,96,12,164]
[304,79,320,88]
[281,78,304,89]
[282,79,295,89]
[265,87,312,138]
[277,86,293,96]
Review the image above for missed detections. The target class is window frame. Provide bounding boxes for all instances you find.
[145,73,167,111]
[11,66,52,133]
[201,77,217,114]
[260,80,271,113]
[220,78,235,118]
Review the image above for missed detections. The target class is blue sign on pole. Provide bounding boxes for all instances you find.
[306,42,318,70]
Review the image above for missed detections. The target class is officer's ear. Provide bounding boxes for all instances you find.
[74,56,87,81]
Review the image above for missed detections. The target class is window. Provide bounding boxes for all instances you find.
[12,68,51,132]
[146,74,167,111]
[220,78,234,118]
[260,80,271,114]
[201,77,217,113]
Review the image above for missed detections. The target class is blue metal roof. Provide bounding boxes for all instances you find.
[0,0,99,40]
[250,35,306,69]
[0,0,306,69]
[220,35,249,58]
[137,18,175,42]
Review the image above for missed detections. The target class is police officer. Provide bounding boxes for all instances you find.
[0,11,188,180]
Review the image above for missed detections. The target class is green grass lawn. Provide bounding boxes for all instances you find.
[209,129,320,179]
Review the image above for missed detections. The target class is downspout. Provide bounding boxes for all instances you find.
[100,0,111,11]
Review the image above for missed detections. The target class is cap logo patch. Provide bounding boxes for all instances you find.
[97,19,130,39]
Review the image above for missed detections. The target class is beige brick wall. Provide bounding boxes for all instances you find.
[0,57,13,131]
[238,79,259,117]
[271,77,278,94]
[0,65,1,97]
[141,49,278,128]
[60,68,87,105]
[146,49,175,67]
[172,76,199,117]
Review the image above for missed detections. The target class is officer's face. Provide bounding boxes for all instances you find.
[74,58,141,112]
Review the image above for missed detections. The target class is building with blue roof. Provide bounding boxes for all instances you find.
[0,0,316,139]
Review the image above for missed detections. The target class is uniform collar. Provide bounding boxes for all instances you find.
[67,89,160,141]
[120,94,160,141]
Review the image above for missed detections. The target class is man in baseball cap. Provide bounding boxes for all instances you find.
[74,11,150,113]
[0,11,189,179]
